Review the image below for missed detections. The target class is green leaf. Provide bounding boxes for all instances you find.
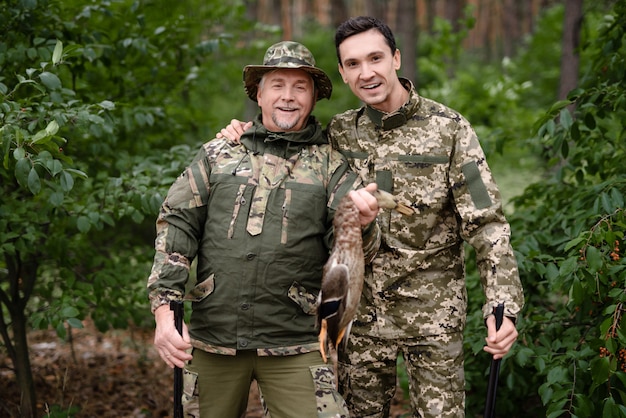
[31,129,51,144]
[538,382,554,405]
[39,71,62,90]
[570,276,584,304]
[601,192,614,214]
[591,356,610,385]
[514,346,534,367]
[64,168,88,179]
[77,216,91,233]
[547,365,568,384]
[47,159,62,176]
[45,119,59,136]
[27,167,41,194]
[560,108,573,130]
[55,322,67,339]
[584,112,596,129]
[564,237,585,252]
[131,210,145,223]
[13,147,26,160]
[549,100,572,114]
[610,188,624,209]
[66,318,84,329]
[570,121,580,140]
[560,256,579,277]
[586,246,603,273]
[15,157,31,187]
[49,191,64,207]
[52,40,63,65]
[603,396,617,418]
[545,262,560,281]
[98,100,115,110]
[60,170,74,192]
[61,306,79,318]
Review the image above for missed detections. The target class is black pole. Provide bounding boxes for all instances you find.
[170,300,184,418]
[484,303,505,418]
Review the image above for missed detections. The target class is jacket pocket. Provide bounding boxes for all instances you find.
[309,364,349,418]
[184,274,215,302]
[287,281,318,315]
[182,366,199,418]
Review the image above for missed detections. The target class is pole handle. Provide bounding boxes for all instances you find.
[170,300,184,418]
[484,303,505,418]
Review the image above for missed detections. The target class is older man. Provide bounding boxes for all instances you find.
[147,41,381,418]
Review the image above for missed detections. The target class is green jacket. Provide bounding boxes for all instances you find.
[148,116,379,355]
[328,79,524,338]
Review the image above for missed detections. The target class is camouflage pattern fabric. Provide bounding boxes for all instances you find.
[310,364,350,418]
[147,116,381,355]
[243,41,333,102]
[328,78,524,416]
[182,367,200,418]
[328,78,524,337]
[338,333,464,418]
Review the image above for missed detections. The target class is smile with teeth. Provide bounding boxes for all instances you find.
[363,83,381,90]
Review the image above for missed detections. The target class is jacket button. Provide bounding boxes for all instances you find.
[246,253,256,260]
[239,338,248,348]
[241,303,250,310]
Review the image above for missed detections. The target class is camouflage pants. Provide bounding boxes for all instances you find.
[183,349,349,418]
[338,332,465,418]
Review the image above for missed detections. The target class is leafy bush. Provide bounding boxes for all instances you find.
[462,3,626,417]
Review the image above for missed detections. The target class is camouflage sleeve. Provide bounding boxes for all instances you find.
[450,117,524,320]
[147,147,210,313]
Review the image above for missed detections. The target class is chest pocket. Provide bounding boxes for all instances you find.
[207,173,248,239]
[281,182,327,244]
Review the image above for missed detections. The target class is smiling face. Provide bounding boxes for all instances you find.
[337,28,407,113]
[256,68,316,132]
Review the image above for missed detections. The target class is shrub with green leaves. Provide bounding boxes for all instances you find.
[485,3,626,417]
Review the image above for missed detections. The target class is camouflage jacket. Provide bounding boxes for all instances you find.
[328,79,524,338]
[147,115,380,355]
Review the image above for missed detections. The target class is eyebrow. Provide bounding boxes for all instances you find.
[343,50,385,62]
[268,76,312,86]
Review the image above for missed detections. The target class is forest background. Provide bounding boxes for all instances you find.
[1,0,625,417]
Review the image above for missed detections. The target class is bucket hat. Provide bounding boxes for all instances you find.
[243,41,332,102]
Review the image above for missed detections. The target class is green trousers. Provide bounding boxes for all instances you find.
[185,349,347,418]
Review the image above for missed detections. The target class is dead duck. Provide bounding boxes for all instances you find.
[317,188,413,365]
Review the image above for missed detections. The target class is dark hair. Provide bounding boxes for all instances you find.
[334,16,397,65]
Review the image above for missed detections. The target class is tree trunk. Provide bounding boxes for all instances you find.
[13,305,37,417]
[502,0,520,57]
[396,0,417,83]
[559,0,583,105]
[2,255,38,417]
[281,0,293,40]
[330,0,349,28]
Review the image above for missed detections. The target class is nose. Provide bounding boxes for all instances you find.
[281,87,296,101]
[359,63,375,80]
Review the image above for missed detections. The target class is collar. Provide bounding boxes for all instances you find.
[240,114,327,158]
[364,78,418,130]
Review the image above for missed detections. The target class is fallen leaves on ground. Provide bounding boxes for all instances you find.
[0,321,410,417]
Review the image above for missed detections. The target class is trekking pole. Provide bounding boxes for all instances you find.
[170,300,184,418]
[484,303,504,418]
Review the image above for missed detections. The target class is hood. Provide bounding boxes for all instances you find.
[240,114,328,158]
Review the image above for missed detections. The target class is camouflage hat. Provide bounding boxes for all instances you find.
[243,41,332,102]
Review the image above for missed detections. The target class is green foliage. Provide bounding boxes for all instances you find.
[0,1,250,412]
[460,2,626,417]
[416,5,476,87]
